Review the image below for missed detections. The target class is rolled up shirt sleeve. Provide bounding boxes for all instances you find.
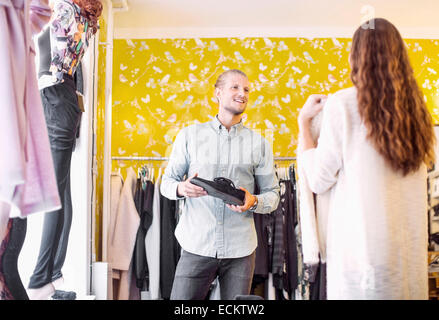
[160,129,189,200]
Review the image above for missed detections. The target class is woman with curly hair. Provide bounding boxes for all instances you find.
[298,18,435,299]
[27,0,102,300]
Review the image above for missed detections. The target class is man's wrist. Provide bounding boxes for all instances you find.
[249,196,258,212]
[176,182,185,198]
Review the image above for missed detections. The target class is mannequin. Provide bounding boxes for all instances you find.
[27,0,102,300]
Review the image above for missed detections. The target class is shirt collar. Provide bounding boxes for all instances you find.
[211,115,244,135]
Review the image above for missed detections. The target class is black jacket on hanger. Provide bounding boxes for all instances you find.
[159,194,180,299]
[133,179,154,290]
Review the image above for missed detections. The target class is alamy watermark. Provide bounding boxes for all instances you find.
[360,5,375,30]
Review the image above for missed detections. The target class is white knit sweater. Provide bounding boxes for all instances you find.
[299,87,428,300]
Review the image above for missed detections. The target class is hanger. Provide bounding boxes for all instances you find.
[277,165,283,181]
[142,165,149,190]
[146,163,151,181]
[142,165,148,180]
[158,167,162,181]
[151,167,155,183]
[289,163,296,188]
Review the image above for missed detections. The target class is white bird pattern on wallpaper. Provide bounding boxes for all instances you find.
[119,74,128,83]
[234,51,246,63]
[141,95,150,104]
[252,95,264,108]
[165,51,176,63]
[303,51,316,63]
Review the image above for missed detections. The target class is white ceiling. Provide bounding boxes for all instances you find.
[113,0,439,39]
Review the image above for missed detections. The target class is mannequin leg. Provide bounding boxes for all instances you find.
[27,145,72,291]
[52,172,73,283]
[50,174,77,300]
[2,217,29,299]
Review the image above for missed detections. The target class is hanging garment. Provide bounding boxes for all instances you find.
[284,180,299,297]
[0,0,60,218]
[271,192,285,292]
[1,217,28,300]
[251,208,274,298]
[253,182,274,286]
[309,262,327,300]
[253,213,273,282]
[0,219,14,299]
[297,110,331,266]
[295,215,310,300]
[145,171,161,299]
[108,171,123,299]
[133,179,154,291]
[271,179,298,299]
[110,167,140,300]
[300,87,428,299]
[159,187,179,300]
[296,110,330,300]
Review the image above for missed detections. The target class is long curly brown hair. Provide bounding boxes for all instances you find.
[73,0,103,34]
[350,18,435,175]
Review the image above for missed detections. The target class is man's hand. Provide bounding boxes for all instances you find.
[226,187,257,213]
[177,173,208,198]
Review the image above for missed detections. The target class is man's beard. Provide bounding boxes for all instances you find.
[223,104,246,116]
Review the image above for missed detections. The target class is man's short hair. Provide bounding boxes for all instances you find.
[214,69,248,89]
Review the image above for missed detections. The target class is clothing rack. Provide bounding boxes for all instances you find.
[111,156,296,161]
[112,156,170,161]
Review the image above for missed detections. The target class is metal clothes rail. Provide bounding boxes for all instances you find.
[111,156,296,161]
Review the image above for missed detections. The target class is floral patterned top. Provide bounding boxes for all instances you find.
[48,0,93,84]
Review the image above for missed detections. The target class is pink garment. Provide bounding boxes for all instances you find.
[109,167,141,300]
[0,0,60,218]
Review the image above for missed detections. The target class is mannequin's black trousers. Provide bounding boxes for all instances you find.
[28,76,80,289]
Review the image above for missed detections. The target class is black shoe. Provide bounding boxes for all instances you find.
[51,290,77,300]
[190,177,246,206]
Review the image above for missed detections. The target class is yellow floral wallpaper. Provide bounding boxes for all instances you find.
[110,37,439,164]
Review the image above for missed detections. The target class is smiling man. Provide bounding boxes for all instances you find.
[160,69,280,300]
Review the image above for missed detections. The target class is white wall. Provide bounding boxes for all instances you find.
[113,0,439,39]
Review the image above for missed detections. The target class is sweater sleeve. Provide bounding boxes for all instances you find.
[299,93,344,194]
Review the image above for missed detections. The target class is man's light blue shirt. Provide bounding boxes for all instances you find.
[160,115,280,259]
